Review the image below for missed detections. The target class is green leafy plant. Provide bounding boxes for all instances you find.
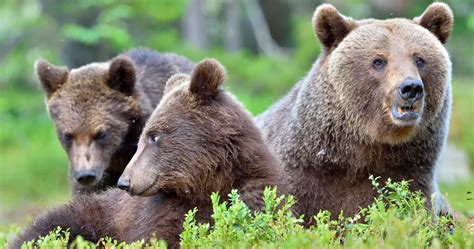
[2,177,473,248]
[180,187,303,248]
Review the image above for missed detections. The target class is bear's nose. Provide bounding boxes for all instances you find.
[75,171,96,185]
[398,79,424,102]
[117,178,130,191]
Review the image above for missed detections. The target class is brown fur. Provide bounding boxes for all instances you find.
[256,3,453,224]
[11,59,286,248]
[35,48,194,194]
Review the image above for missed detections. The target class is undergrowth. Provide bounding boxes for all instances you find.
[2,177,473,248]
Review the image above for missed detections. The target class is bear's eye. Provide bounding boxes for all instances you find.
[372,59,386,69]
[415,57,426,68]
[149,134,160,144]
[94,130,108,141]
[62,132,74,143]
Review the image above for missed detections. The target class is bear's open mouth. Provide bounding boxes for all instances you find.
[391,103,421,124]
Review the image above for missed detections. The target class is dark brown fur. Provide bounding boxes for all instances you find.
[11,59,286,248]
[256,3,453,224]
[35,48,194,194]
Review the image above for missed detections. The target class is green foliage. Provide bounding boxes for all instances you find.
[180,177,473,248]
[16,227,167,248]
[0,0,57,89]
[0,89,69,208]
[21,227,71,249]
[201,50,305,101]
[292,16,321,69]
[0,226,19,249]
[62,1,186,51]
[180,188,303,248]
[3,179,473,248]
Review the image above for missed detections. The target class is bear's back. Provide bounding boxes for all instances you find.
[124,49,194,108]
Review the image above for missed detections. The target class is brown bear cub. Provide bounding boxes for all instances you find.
[11,59,286,248]
[256,3,453,223]
[35,48,194,194]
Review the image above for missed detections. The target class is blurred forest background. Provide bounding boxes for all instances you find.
[0,0,473,226]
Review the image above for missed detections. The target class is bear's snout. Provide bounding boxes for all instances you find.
[74,170,97,186]
[388,78,425,128]
[117,177,130,191]
[398,79,424,103]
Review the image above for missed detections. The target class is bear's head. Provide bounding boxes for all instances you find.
[35,56,142,189]
[118,59,249,201]
[313,3,453,144]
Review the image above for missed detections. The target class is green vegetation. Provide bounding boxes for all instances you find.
[0,89,69,208]
[449,78,474,169]
[440,180,474,213]
[181,178,474,249]
[1,178,472,248]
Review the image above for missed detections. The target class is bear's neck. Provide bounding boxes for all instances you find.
[231,135,286,210]
[183,127,285,210]
[298,67,368,171]
[259,61,367,172]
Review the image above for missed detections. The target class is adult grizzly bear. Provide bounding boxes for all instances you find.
[35,48,194,194]
[11,59,286,248]
[256,3,453,222]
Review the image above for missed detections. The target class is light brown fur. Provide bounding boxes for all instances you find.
[256,3,453,224]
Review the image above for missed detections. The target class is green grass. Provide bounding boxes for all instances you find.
[1,179,473,248]
[449,78,474,169]
[440,180,474,213]
[0,89,70,209]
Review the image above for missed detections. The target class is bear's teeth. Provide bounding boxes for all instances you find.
[398,105,415,113]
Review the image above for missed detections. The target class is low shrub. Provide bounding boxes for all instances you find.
[3,177,472,248]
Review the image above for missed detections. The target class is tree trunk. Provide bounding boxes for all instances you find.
[224,1,241,52]
[243,0,287,57]
[259,0,293,48]
[182,0,208,49]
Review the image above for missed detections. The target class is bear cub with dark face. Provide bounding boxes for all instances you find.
[11,59,286,249]
[36,48,194,194]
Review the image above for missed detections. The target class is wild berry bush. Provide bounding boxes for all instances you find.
[2,177,473,248]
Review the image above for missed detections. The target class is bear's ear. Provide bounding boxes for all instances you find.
[414,2,453,44]
[35,59,69,98]
[107,56,136,94]
[313,4,357,51]
[189,59,226,100]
